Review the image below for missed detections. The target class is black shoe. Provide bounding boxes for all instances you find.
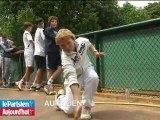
[4,84,12,88]
[35,87,41,92]
[11,82,15,86]
[2,82,7,88]
[29,85,36,91]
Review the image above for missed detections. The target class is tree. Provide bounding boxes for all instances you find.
[144,2,160,19]
[56,1,100,34]
[14,6,36,45]
[92,0,121,29]
[0,14,15,38]
[0,3,35,45]
[73,3,100,34]
[1,0,141,46]
[0,1,14,37]
[119,3,150,25]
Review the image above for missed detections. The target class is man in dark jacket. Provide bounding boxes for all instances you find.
[44,16,62,95]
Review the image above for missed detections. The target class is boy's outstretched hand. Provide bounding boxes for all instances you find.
[74,105,82,120]
[94,51,105,58]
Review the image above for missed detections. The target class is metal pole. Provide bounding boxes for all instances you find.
[94,34,102,92]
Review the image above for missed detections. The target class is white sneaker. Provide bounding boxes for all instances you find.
[15,81,19,86]
[80,106,91,120]
[54,89,64,111]
[17,81,24,91]
[25,84,30,90]
[44,84,56,95]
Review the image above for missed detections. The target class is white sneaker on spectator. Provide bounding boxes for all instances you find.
[25,84,30,90]
[17,81,24,91]
[44,84,56,95]
[15,81,19,86]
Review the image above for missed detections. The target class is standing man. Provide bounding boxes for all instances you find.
[44,16,62,95]
[0,33,15,88]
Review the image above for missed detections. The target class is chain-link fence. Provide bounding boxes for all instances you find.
[77,18,160,96]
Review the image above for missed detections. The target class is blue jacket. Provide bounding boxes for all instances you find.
[44,27,60,54]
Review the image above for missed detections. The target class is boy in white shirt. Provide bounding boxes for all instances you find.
[55,29,104,120]
[17,22,34,90]
[30,18,45,92]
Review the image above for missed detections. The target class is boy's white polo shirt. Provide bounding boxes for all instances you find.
[23,30,34,52]
[62,37,92,76]
[34,28,45,57]
[23,30,34,67]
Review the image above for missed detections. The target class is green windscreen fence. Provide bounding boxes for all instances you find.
[77,18,160,92]
[100,27,160,91]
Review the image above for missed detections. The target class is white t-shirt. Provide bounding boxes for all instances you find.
[62,37,92,76]
[34,28,45,57]
[23,30,34,52]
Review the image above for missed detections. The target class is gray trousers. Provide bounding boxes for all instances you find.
[3,57,15,84]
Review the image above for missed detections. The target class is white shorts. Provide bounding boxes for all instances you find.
[24,50,34,67]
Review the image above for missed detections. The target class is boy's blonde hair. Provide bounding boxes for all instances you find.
[55,29,76,45]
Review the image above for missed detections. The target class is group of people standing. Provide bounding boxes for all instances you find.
[1,15,104,120]
[17,16,62,95]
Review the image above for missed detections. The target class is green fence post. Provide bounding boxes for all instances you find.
[94,34,102,92]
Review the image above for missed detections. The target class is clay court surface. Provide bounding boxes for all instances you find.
[0,87,160,120]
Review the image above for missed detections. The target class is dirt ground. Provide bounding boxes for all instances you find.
[0,87,160,120]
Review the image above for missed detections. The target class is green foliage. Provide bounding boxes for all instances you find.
[0,5,35,45]
[144,2,160,19]
[15,6,35,45]
[119,3,150,25]
[0,1,14,37]
[92,0,120,28]
[16,7,35,25]
[67,2,100,34]
[0,0,159,46]
[0,14,15,38]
